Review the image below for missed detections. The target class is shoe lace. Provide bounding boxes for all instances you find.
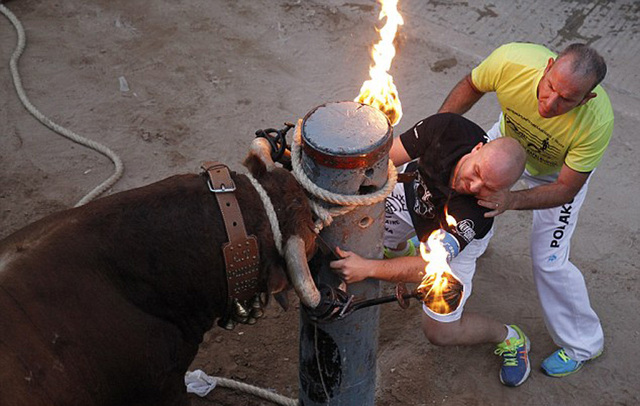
[557,349,571,362]
[494,339,522,367]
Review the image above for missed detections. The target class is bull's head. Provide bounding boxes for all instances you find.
[244,138,321,310]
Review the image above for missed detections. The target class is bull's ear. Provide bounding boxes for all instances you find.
[244,137,276,176]
[243,153,268,178]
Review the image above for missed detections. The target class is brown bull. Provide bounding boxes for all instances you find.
[0,146,321,406]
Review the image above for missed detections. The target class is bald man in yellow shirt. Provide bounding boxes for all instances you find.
[439,42,613,380]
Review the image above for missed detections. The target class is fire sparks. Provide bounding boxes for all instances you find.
[416,226,464,315]
[354,0,403,126]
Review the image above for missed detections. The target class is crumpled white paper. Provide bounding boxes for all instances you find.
[184,369,218,397]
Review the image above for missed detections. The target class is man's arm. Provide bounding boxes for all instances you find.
[330,247,425,284]
[389,137,412,167]
[438,74,485,114]
[478,164,590,217]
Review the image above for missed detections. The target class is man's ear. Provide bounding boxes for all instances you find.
[471,142,484,153]
[544,57,555,74]
[578,92,597,106]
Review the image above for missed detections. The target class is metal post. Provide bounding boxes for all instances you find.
[298,101,392,405]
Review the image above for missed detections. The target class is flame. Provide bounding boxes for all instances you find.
[416,219,464,315]
[444,207,457,228]
[354,0,404,126]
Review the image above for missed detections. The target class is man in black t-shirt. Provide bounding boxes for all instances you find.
[331,113,531,387]
[398,113,495,252]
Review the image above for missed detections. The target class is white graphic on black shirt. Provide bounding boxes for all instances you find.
[413,172,435,218]
[413,120,424,139]
[454,219,476,243]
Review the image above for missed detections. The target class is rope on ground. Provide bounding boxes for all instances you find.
[215,377,298,406]
[290,119,397,230]
[186,370,298,405]
[1,3,124,207]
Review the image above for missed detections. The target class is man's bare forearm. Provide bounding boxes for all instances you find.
[369,256,426,284]
[480,165,590,217]
[438,74,485,114]
[509,183,579,210]
[509,165,589,210]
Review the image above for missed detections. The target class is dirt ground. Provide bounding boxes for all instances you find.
[1,1,639,405]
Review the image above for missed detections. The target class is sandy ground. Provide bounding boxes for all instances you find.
[1,1,639,405]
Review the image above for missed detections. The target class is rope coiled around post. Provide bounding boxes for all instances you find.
[290,119,397,230]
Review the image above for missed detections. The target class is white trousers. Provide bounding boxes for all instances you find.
[487,119,604,360]
[384,182,494,323]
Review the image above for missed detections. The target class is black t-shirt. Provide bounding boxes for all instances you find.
[399,113,493,251]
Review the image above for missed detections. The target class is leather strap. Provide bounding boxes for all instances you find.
[201,162,260,303]
[396,171,417,183]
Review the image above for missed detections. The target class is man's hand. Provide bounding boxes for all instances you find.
[477,189,514,218]
[477,165,590,216]
[331,247,427,284]
[329,247,371,284]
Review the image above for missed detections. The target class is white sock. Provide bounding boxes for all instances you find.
[504,325,519,341]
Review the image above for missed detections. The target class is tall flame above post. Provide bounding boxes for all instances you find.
[354,0,404,126]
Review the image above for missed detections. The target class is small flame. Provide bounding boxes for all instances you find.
[417,219,464,315]
[444,207,457,228]
[354,0,404,126]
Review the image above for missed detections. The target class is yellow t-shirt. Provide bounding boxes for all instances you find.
[471,42,614,176]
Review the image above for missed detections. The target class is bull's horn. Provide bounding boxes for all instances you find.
[249,137,276,171]
[284,235,321,308]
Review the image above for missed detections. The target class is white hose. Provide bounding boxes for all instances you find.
[1,2,124,207]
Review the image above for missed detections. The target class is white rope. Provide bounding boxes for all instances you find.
[215,377,298,406]
[244,172,284,255]
[308,199,357,231]
[186,370,298,405]
[1,3,124,207]
[290,120,397,230]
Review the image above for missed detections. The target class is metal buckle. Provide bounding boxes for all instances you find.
[207,179,236,193]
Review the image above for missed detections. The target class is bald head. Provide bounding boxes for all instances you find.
[450,137,526,197]
[478,137,526,190]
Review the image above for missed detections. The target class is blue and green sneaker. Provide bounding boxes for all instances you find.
[494,325,531,387]
[541,348,602,377]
